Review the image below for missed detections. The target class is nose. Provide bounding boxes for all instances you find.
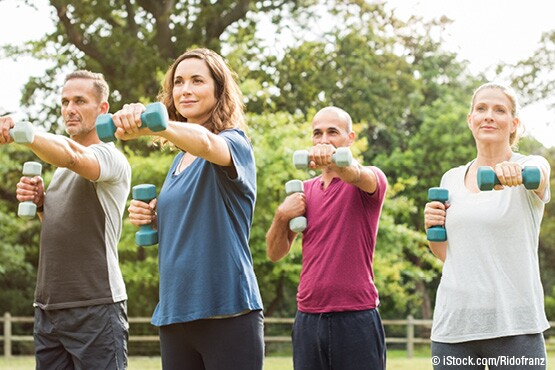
[484,108,494,121]
[318,133,330,144]
[64,101,78,114]
[177,81,192,95]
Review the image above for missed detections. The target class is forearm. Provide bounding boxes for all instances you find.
[158,122,232,166]
[336,162,377,193]
[428,241,447,262]
[266,211,296,262]
[26,133,81,168]
[25,133,100,180]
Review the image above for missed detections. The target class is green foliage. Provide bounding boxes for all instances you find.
[248,111,311,316]
[0,0,553,331]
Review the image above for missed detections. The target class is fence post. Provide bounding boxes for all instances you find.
[4,312,12,358]
[406,314,414,359]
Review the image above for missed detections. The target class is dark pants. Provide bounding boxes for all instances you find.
[432,333,547,369]
[159,310,264,370]
[34,301,129,370]
[292,308,386,370]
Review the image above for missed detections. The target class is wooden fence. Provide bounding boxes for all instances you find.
[3,312,555,359]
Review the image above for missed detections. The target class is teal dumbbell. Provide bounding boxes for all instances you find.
[96,102,169,142]
[477,166,541,191]
[9,121,34,143]
[285,179,306,233]
[132,184,158,246]
[18,161,42,218]
[293,147,353,169]
[426,187,449,242]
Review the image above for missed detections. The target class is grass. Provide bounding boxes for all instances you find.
[1,350,554,369]
[0,351,426,370]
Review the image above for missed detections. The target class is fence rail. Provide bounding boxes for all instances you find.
[2,312,555,358]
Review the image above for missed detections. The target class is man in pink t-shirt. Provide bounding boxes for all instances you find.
[266,106,388,370]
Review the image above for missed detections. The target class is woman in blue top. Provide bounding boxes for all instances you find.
[112,48,263,370]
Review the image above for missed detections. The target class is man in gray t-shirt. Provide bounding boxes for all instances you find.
[0,70,130,369]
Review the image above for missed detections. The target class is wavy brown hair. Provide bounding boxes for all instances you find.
[158,48,246,135]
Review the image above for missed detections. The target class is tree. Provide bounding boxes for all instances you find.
[4,0,317,130]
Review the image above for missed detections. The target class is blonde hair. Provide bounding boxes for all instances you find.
[158,48,245,136]
[470,82,521,146]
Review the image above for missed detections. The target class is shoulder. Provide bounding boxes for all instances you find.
[513,152,549,169]
[219,129,253,156]
[90,142,127,160]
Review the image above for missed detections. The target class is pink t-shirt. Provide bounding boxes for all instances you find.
[297,166,387,313]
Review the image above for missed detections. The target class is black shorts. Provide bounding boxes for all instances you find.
[159,309,264,370]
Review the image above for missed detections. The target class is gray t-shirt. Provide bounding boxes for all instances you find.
[35,142,131,310]
[431,153,551,343]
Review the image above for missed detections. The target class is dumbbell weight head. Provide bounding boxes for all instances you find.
[9,121,35,143]
[522,166,541,190]
[426,187,448,242]
[18,161,43,219]
[285,179,303,195]
[142,102,169,132]
[132,184,157,202]
[333,147,353,167]
[96,114,118,142]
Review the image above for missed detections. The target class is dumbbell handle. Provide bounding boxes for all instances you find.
[293,147,353,169]
[285,179,307,233]
[477,166,541,191]
[426,187,449,242]
[132,184,159,246]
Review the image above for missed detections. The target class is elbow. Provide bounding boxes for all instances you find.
[64,151,80,169]
[267,251,282,263]
[195,133,213,158]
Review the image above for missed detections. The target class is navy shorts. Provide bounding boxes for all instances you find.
[292,308,386,370]
[34,301,129,370]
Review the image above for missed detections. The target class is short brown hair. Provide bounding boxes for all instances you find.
[65,70,110,103]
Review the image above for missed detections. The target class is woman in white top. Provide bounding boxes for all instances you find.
[424,82,551,369]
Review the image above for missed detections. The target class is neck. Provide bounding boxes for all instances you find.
[474,142,513,167]
[70,132,101,147]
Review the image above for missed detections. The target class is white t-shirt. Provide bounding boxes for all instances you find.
[431,152,551,343]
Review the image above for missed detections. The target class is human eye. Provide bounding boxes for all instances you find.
[173,77,183,86]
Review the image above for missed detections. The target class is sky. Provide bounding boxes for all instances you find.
[0,0,553,147]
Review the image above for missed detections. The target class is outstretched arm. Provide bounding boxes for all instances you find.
[0,116,101,181]
[25,132,101,181]
[112,103,233,167]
